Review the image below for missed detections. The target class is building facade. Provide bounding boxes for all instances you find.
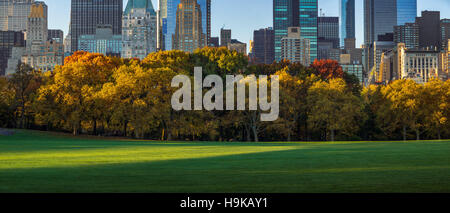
[394,23,419,49]
[122,0,157,59]
[160,0,210,51]
[417,11,441,49]
[253,27,274,64]
[2,0,35,32]
[78,25,122,57]
[220,28,231,47]
[318,17,339,49]
[364,0,417,45]
[48,29,64,43]
[227,39,247,55]
[0,31,24,75]
[20,1,63,73]
[274,0,317,62]
[398,45,441,84]
[441,19,450,51]
[281,27,310,65]
[70,0,123,53]
[340,0,355,47]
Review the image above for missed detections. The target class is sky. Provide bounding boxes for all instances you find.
[44,0,450,49]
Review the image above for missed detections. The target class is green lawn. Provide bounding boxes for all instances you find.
[0,130,449,193]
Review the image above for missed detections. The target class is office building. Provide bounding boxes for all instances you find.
[1,0,35,32]
[48,29,64,43]
[20,1,63,73]
[253,27,274,64]
[220,28,231,47]
[281,27,310,65]
[70,0,123,53]
[160,0,210,51]
[227,39,247,55]
[0,31,24,75]
[78,25,122,57]
[394,23,419,49]
[417,11,441,49]
[318,17,339,49]
[274,0,318,62]
[209,36,219,47]
[122,0,157,59]
[396,0,417,25]
[364,0,417,44]
[441,19,450,51]
[340,0,355,47]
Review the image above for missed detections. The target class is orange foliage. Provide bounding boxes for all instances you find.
[309,59,344,80]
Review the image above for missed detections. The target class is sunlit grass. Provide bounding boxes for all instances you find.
[0,130,449,193]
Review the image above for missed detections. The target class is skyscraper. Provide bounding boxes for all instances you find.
[340,0,355,47]
[396,0,417,26]
[220,28,231,47]
[173,0,205,52]
[122,0,157,59]
[160,0,210,51]
[318,17,339,49]
[364,0,417,45]
[417,11,441,49]
[1,0,35,32]
[281,27,310,65]
[253,27,275,64]
[70,0,123,53]
[273,0,318,63]
[299,0,318,63]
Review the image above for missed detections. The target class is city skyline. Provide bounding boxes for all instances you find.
[20,0,450,51]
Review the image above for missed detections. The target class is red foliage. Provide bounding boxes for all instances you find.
[309,59,344,80]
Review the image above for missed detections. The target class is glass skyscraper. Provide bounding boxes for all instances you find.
[299,0,318,63]
[364,0,417,44]
[340,0,355,47]
[397,0,417,26]
[273,0,317,63]
[160,0,210,52]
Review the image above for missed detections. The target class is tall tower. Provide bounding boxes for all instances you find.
[273,0,317,63]
[364,0,417,45]
[122,0,157,59]
[340,0,355,47]
[396,0,417,26]
[3,0,35,32]
[160,0,210,51]
[173,0,205,52]
[70,0,123,53]
[26,1,47,52]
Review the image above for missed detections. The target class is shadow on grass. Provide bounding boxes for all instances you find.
[0,145,449,193]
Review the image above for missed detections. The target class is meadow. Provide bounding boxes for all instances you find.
[0,130,449,193]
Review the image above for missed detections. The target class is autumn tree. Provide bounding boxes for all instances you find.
[307,78,365,141]
[309,59,344,80]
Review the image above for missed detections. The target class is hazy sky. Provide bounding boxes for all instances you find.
[44,0,450,48]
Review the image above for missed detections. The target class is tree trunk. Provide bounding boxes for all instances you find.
[416,130,420,141]
[330,129,335,142]
[287,131,291,142]
[252,125,259,142]
[161,128,165,141]
[93,120,97,135]
[437,129,441,140]
[403,125,407,141]
[123,120,128,137]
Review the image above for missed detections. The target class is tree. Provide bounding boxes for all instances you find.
[9,63,42,128]
[309,59,344,80]
[420,79,448,139]
[307,78,365,141]
[380,80,422,140]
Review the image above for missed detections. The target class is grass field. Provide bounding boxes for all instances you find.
[0,130,449,193]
